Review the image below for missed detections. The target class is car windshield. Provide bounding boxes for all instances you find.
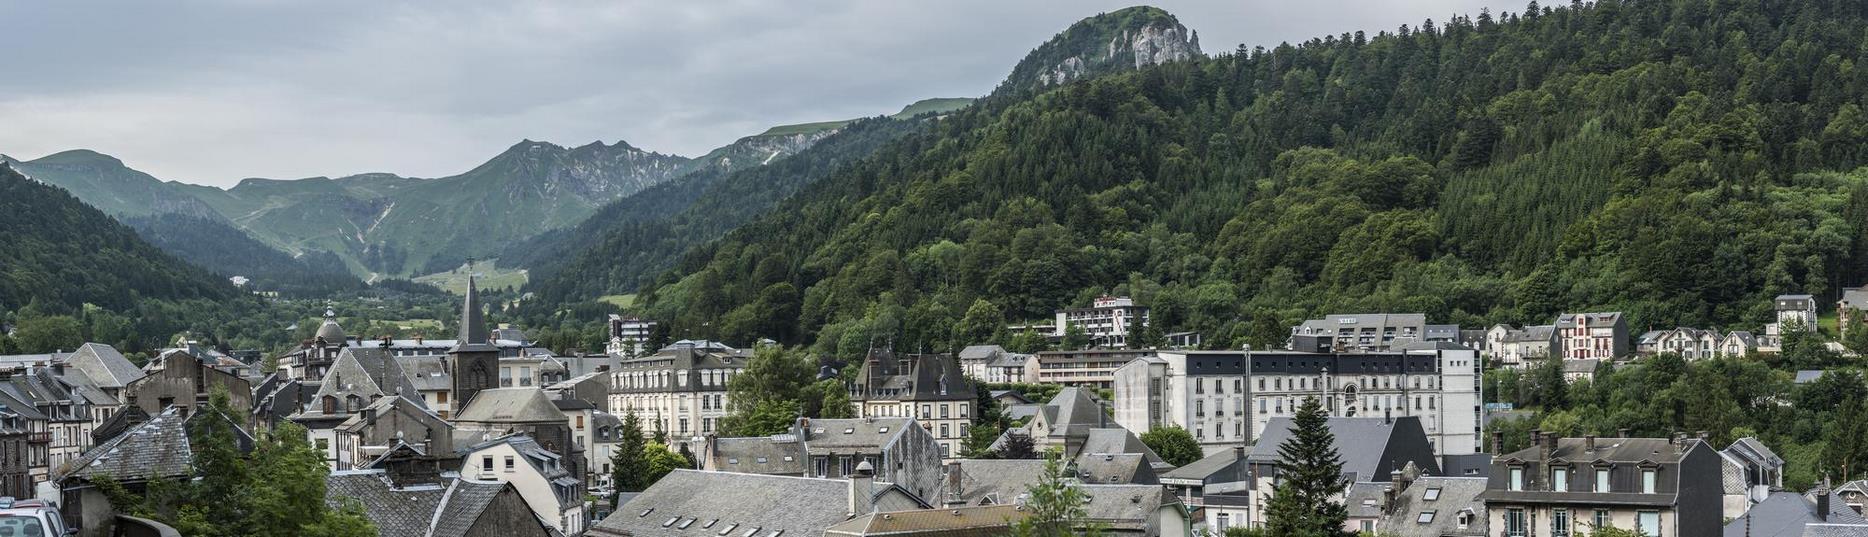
[0,515,45,537]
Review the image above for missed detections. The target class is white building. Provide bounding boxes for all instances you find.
[1288,314,1453,353]
[606,315,657,357]
[956,345,1034,384]
[460,434,587,534]
[1054,296,1150,348]
[608,340,747,448]
[1113,343,1482,457]
[1555,312,1628,359]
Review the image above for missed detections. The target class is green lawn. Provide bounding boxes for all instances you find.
[598,294,637,308]
[758,120,850,137]
[414,258,528,295]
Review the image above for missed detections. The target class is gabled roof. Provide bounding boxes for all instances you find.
[589,470,902,537]
[1162,447,1249,485]
[1079,484,1179,531]
[1072,452,1156,485]
[1078,428,1167,468]
[1376,477,1489,536]
[942,459,1048,505]
[957,345,1006,362]
[1040,387,1112,438]
[64,407,199,483]
[453,388,566,424]
[314,347,425,408]
[1723,491,1868,537]
[326,470,557,537]
[66,343,142,389]
[1555,312,1623,327]
[1249,416,1441,482]
[1725,437,1786,469]
[709,436,806,475]
[799,417,916,454]
[396,356,452,391]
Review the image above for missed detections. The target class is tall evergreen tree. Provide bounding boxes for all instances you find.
[1263,396,1349,537]
[611,409,649,499]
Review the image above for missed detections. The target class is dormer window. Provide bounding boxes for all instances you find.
[1595,467,1612,493]
[1509,466,1525,491]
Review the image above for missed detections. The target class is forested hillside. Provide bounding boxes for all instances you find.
[125,213,367,297]
[599,0,1868,356]
[515,116,931,300]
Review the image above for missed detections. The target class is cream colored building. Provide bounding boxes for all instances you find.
[608,340,747,447]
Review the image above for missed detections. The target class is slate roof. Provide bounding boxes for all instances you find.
[326,470,553,537]
[942,459,1047,505]
[1078,428,1168,468]
[801,417,916,454]
[957,345,1006,362]
[1079,484,1178,531]
[1376,477,1489,536]
[1842,286,1868,309]
[64,407,195,483]
[588,470,873,537]
[1040,387,1113,439]
[1248,416,1441,482]
[1495,436,1700,465]
[397,356,453,391]
[1564,358,1604,374]
[1161,447,1248,485]
[824,504,1031,537]
[1072,452,1154,485]
[1556,312,1623,328]
[1346,482,1388,519]
[710,436,806,475]
[309,347,426,413]
[1802,523,1868,536]
[1726,437,1786,469]
[1440,453,1494,478]
[452,276,494,353]
[453,387,568,424]
[1507,325,1556,343]
[1724,491,1868,537]
[66,343,142,389]
[854,351,974,403]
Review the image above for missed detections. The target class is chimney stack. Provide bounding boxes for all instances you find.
[1817,478,1832,522]
[1384,408,1393,425]
[1585,434,1597,453]
[1541,432,1558,462]
[945,462,965,507]
[1491,431,1504,454]
[1530,429,1543,448]
[849,460,877,515]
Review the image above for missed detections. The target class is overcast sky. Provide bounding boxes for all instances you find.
[0,0,1524,187]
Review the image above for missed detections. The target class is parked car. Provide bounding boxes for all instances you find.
[0,497,73,536]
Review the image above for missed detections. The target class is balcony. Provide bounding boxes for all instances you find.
[27,432,50,443]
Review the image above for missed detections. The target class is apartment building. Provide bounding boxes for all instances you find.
[1054,296,1150,348]
[1478,432,1721,537]
[605,315,658,357]
[1033,349,1155,389]
[1288,313,1456,353]
[1484,325,1557,367]
[1112,343,1482,456]
[608,340,748,447]
[1556,312,1628,360]
[848,351,976,458]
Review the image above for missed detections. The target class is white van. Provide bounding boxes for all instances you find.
[0,497,72,537]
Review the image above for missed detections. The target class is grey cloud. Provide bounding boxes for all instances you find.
[0,0,1527,186]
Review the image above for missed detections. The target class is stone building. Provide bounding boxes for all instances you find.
[608,339,748,448]
[849,351,975,458]
[1478,433,1722,537]
[122,348,252,417]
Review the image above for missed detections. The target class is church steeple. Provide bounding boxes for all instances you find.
[455,275,490,349]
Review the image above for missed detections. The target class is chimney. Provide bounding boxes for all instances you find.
[1491,431,1504,454]
[415,334,424,345]
[1542,432,1558,461]
[1585,434,1597,453]
[1817,478,1832,522]
[1233,445,1246,458]
[1618,428,1629,438]
[849,460,877,515]
[1384,408,1392,425]
[1530,429,1542,448]
[51,361,65,375]
[945,462,965,507]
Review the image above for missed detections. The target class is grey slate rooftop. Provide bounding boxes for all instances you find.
[1376,476,1489,536]
[588,469,917,537]
[1724,491,1868,537]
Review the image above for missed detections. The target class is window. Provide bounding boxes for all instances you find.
[940,404,950,419]
[1509,467,1524,491]
[437,391,448,404]
[940,424,950,438]
[1259,399,1267,414]
[920,405,930,419]
[680,418,690,435]
[1596,468,1612,492]
[482,456,494,472]
[1642,469,1657,494]
[520,366,533,386]
[504,456,514,471]
[1506,508,1527,537]
[1422,487,1441,501]
[576,416,585,428]
[1594,509,1611,530]
[1552,508,1570,537]
[1417,511,1436,524]
[1553,467,1569,492]
[1637,511,1659,536]
[1258,378,1265,390]
[1216,514,1229,532]
[960,403,969,418]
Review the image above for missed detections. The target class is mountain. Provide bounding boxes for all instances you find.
[572,1,1868,355]
[514,115,932,303]
[3,150,221,218]
[997,6,1200,93]
[122,213,367,297]
[0,163,235,313]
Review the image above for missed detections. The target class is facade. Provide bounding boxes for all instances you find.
[608,340,748,448]
[1112,345,1482,456]
[1647,328,1722,360]
[459,435,586,534]
[288,346,426,468]
[0,387,48,499]
[848,352,975,458]
[1719,331,1759,358]
[1054,296,1150,348]
[0,369,93,484]
[123,349,253,417]
[1721,489,1867,537]
[1720,437,1786,521]
[1777,294,1820,329]
[331,395,453,471]
[606,315,658,357]
[1555,312,1628,360]
[1486,324,1557,367]
[957,345,1033,384]
[1288,313,1441,353]
[451,387,581,485]
[1478,433,1722,537]
[1032,348,1154,388]
[59,407,254,537]
[1159,446,1253,533]
[1843,285,1868,340]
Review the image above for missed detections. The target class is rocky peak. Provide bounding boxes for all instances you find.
[1000,6,1203,93]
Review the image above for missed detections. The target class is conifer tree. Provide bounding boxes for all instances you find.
[1263,396,1348,537]
[611,409,649,499]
